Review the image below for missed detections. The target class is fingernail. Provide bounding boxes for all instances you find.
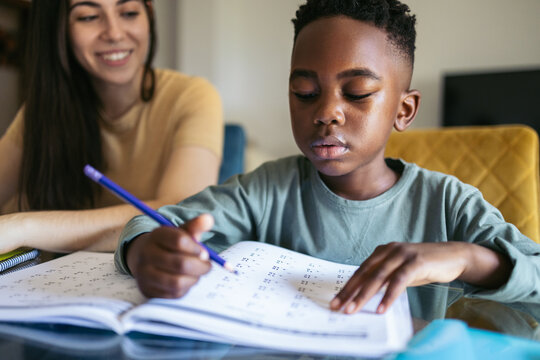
[330,298,341,309]
[377,304,385,314]
[346,303,356,314]
[199,251,209,261]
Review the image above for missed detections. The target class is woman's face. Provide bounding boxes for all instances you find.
[68,0,150,89]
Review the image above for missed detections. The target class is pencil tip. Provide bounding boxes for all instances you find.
[224,263,238,274]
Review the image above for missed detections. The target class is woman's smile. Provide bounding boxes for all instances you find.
[97,49,133,66]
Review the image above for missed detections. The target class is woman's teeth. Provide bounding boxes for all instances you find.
[102,51,130,61]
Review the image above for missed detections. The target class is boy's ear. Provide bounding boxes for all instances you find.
[394,89,421,132]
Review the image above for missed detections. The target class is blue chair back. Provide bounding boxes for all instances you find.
[218,124,246,184]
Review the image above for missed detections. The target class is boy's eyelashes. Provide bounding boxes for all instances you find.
[292,92,318,101]
[344,93,372,101]
[291,91,373,102]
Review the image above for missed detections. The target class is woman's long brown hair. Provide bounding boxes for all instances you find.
[19,0,156,211]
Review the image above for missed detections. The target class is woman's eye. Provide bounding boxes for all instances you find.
[122,11,140,19]
[345,93,372,101]
[77,15,99,22]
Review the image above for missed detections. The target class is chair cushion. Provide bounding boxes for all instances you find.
[385,125,540,243]
[219,124,246,184]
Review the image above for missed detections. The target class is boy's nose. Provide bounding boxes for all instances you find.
[314,96,345,125]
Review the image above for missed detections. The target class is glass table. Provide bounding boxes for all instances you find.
[0,281,538,360]
[1,250,540,359]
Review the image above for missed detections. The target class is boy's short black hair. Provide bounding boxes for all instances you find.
[292,0,417,66]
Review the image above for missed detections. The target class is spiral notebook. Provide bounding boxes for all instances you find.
[0,248,39,273]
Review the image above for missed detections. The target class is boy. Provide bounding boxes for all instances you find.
[115,0,540,314]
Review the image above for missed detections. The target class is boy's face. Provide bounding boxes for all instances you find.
[289,16,418,183]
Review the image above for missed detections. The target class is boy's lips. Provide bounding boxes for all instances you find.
[310,136,349,159]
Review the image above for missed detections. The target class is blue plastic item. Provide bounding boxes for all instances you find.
[218,124,246,184]
[391,319,540,360]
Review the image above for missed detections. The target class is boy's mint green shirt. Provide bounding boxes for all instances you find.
[116,156,540,303]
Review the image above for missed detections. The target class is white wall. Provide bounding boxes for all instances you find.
[407,0,540,128]
[153,0,178,70]
[158,0,540,170]
[175,0,304,169]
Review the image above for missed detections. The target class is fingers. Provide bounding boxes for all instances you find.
[376,275,409,314]
[136,265,202,298]
[136,244,211,298]
[127,215,216,299]
[330,243,417,314]
[181,213,215,242]
[149,238,212,276]
[133,247,211,298]
[153,226,208,260]
[330,244,395,312]
[146,222,215,275]
[153,213,215,259]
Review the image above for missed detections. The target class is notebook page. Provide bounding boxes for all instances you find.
[127,241,412,356]
[0,252,145,332]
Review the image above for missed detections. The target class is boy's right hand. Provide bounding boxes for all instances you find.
[126,214,214,298]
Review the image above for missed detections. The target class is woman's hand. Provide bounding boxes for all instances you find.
[126,214,215,298]
[330,241,511,314]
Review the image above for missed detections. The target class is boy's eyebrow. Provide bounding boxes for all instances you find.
[289,68,382,82]
[70,0,138,11]
[289,69,317,82]
[337,68,381,81]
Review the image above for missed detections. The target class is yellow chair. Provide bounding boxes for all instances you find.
[384,125,540,243]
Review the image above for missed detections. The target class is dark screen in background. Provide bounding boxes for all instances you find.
[442,69,540,132]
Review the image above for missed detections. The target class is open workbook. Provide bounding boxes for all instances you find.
[0,241,413,357]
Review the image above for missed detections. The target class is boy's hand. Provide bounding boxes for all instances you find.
[330,241,511,315]
[126,214,214,298]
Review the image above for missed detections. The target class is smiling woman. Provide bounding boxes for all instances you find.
[0,0,224,254]
[68,0,151,100]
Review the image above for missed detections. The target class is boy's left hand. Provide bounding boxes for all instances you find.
[329,241,511,314]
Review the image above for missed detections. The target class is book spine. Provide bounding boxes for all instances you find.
[0,249,40,273]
